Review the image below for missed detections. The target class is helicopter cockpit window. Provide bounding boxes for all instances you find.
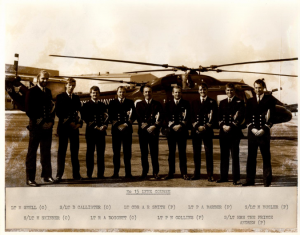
[244,90,253,99]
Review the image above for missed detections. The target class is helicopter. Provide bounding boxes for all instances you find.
[5,54,297,126]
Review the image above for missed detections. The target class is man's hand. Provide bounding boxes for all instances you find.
[141,122,148,129]
[251,128,258,135]
[99,125,107,131]
[192,122,198,128]
[173,124,182,132]
[42,122,53,130]
[198,126,205,132]
[36,118,43,125]
[255,129,265,137]
[70,122,76,129]
[147,125,156,133]
[118,123,128,131]
[73,123,81,130]
[223,125,231,133]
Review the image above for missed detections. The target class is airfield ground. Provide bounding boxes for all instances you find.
[5,112,298,188]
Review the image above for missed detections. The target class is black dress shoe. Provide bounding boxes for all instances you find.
[44,177,55,183]
[182,175,190,180]
[139,174,147,179]
[97,176,106,179]
[190,175,200,180]
[125,175,133,179]
[87,175,93,179]
[208,176,214,182]
[216,179,228,183]
[27,180,38,187]
[153,174,161,180]
[233,180,241,185]
[163,174,174,180]
[264,183,271,187]
[242,181,255,186]
[111,174,119,179]
[55,177,62,183]
[73,176,83,180]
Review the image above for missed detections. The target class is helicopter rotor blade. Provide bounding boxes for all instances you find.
[50,54,179,69]
[208,57,298,69]
[54,75,147,85]
[124,69,178,73]
[210,69,298,77]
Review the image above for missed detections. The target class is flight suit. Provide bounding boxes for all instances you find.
[191,97,218,178]
[108,98,136,177]
[136,99,163,176]
[81,100,109,178]
[218,97,245,182]
[165,99,190,176]
[245,94,276,186]
[25,85,55,181]
[56,92,83,180]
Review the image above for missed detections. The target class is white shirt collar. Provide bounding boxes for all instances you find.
[37,83,45,92]
[200,96,207,101]
[174,98,181,104]
[91,99,99,103]
[257,93,264,100]
[66,92,72,98]
[228,96,235,102]
[146,99,152,104]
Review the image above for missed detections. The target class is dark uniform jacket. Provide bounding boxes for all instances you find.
[218,96,245,139]
[25,86,55,130]
[81,100,109,136]
[191,97,218,137]
[246,94,276,133]
[165,99,190,137]
[136,99,164,136]
[56,92,83,135]
[108,98,136,134]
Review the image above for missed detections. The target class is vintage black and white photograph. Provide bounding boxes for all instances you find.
[3,0,298,232]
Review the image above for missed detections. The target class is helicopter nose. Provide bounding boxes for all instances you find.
[273,105,293,124]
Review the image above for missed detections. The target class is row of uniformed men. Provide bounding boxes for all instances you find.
[25,70,275,187]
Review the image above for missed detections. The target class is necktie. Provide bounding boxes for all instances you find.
[228,98,231,103]
[175,100,178,105]
[257,95,260,103]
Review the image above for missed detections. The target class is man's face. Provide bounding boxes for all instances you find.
[38,74,49,88]
[117,88,126,99]
[172,88,182,100]
[254,83,264,96]
[225,87,235,98]
[143,87,152,100]
[198,86,208,97]
[90,90,100,100]
[66,82,76,94]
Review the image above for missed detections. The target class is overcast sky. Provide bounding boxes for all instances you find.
[3,0,299,104]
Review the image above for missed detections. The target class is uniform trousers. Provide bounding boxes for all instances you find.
[139,132,159,175]
[219,136,240,181]
[112,131,132,176]
[246,129,272,185]
[167,133,187,175]
[26,127,53,181]
[192,133,213,177]
[86,132,105,178]
[56,128,81,179]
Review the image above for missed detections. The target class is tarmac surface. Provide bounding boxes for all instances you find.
[5,112,298,188]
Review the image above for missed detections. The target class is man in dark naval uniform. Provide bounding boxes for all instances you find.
[164,86,190,180]
[25,70,55,186]
[243,79,276,187]
[136,85,163,180]
[55,78,83,182]
[108,86,136,179]
[217,83,245,185]
[81,86,109,179]
[191,82,218,182]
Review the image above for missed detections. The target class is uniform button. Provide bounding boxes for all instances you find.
[252,122,255,124]
[253,115,255,117]
[223,115,225,117]
[229,121,231,123]
[260,115,262,117]
[229,115,232,117]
